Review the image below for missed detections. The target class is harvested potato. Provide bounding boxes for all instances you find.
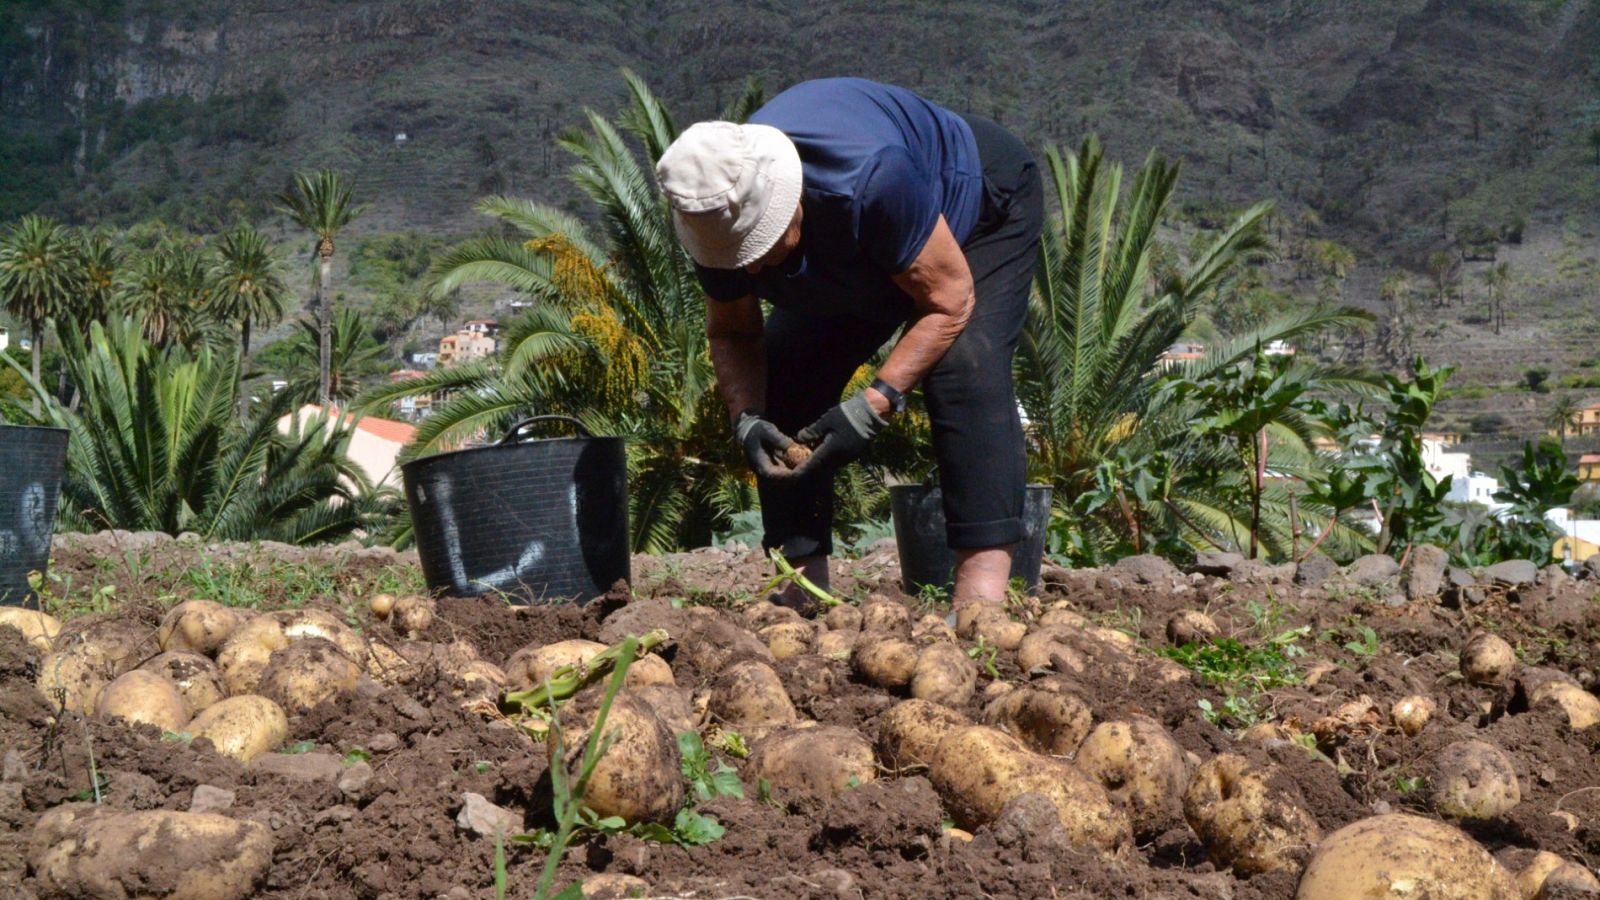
[1297,814,1517,900]
[1166,610,1219,646]
[36,643,119,715]
[1521,852,1568,900]
[369,592,396,618]
[912,614,957,645]
[853,634,920,690]
[29,805,272,899]
[504,639,673,692]
[187,694,290,763]
[877,699,971,770]
[1462,632,1516,686]
[157,600,247,656]
[1530,681,1600,730]
[1074,716,1190,839]
[709,659,797,732]
[582,873,651,900]
[861,599,911,635]
[95,669,189,732]
[631,684,698,735]
[548,691,683,824]
[256,638,362,714]
[968,606,1026,651]
[743,602,801,631]
[983,684,1092,756]
[814,630,856,660]
[365,641,411,684]
[1038,604,1087,628]
[141,651,227,716]
[910,642,976,707]
[1015,625,1088,673]
[390,595,436,637]
[954,602,995,638]
[761,621,814,660]
[1540,863,1600,898]
[216,616,290,696]
[1183,753,1320,876]
[275,609,368,665]
[0,607,60,651]
[1431,739,1520,820]
[58,618,158,675]
[452,659,507,702]
[748,725,877,801]
[929,725,1129,853]
[1391,694,1436,736]
[824,604,863,633]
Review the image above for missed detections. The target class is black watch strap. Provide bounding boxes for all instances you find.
[869,378,907,413]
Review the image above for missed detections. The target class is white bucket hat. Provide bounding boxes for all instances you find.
[656,121,802,270]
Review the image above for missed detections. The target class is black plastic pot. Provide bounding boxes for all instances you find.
[0,424,69,607]
[890,481,1053,597]
[402,416,630,604]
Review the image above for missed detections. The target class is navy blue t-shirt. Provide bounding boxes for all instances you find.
[694,78,983,323]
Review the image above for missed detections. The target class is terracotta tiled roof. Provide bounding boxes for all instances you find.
[298,405,417,445]
[1580,454,1600,465]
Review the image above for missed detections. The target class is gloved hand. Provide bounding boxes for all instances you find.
[792,392,887,476]
[734,409,798,479]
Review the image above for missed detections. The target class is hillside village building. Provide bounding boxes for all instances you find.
[277,405,416,489]
[1571,400,1600,437]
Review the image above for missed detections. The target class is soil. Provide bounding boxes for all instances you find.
[4,542,1600,898]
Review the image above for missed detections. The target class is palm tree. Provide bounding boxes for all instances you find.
[1480,261,1511,335]
[284,309,384,403]
[278,170,364,405]
[1016,136,1376,562]
[75,231,120,331]
[361,72,789,552]
[208,223,288,413]
[1548,393,1583,447]
[0,216,81,413]
[7,317,384,543]
[115,244,213,349]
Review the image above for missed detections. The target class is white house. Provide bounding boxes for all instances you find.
[1422,436,1472,484]
[1446,472,1508,514]
[277,405,416,489]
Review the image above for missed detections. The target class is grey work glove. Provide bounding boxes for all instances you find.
[791,392,887,477]
[735,409,798,479]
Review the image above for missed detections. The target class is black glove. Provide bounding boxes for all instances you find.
[792,392,887,476]
[734,409,797,479]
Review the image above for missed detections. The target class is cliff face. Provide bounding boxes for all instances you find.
[0,0,1594,249]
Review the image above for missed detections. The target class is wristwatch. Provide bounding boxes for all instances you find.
[869,378,908,414]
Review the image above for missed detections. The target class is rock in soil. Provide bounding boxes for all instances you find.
[456,791,521,838]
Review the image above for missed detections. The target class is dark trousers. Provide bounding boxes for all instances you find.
[759,115,1043,558]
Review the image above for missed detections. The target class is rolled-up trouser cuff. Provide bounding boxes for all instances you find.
[763,532,832,560]
[946,517,1024,550]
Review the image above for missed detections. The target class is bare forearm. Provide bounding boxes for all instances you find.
[710,334,767,419]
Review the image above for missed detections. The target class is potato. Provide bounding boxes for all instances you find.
[1184,753,1320,876]
[549,691,683,824]
[983,684,1092,755]
[256,638,362,714]
[1074,716,1190,839]
[453,659,508,702]
[59,618,158,675]
[929,725,1129,853]
[1167,610,1219,646]
[1391,694,1436,736]
[877,699,970,770]
[631,684,697,735]
[954,602,995,638]
[29,805,272,899]
[824,604,863,633]
[911,642,977,707]
[274,609,368,665]
[365,640,412,684]
[0,607,61,651]
[1530,681,1600,730]
[748,725,876,801]
[814,630,856,660]
[157,600,246,656]
[582,873,650,900]
[1540,863,1600,898]
[504,639,674,692]
[1297,814,1517,899]
[369,592,396,618]
[1431,739,1520,820]
[95,669,189,732]
[912,614,957,645]
[761,621,814,660]
[36,643,119,715]
[1015,625,1088,673]
[709,659,796,732]
[861,599,911,635]
[743,602,801,631]
[389,594,436,637]
[187,694,289,763]
[853,634,919,690]
[1522,852,1569,900]
[968,606,1026,651]
[1039,604,1087,628]
[1462,632,1516,686]
[141,651,227,716]
[215,616,290,696]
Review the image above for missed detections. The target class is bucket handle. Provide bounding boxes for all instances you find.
[497,415,593,445]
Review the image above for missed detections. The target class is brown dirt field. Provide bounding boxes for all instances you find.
[3,542,1600,898]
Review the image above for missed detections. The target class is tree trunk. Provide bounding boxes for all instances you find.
[318,255,333,406]
[30,318,42,416]
[237,315,253,419]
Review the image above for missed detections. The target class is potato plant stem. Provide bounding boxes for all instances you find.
[770,552,842,608]
[505,629,667,712]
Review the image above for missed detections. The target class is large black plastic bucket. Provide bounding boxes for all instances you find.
[402,416,629,604]
[890,481,1053,597]
[0,425,68,607]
